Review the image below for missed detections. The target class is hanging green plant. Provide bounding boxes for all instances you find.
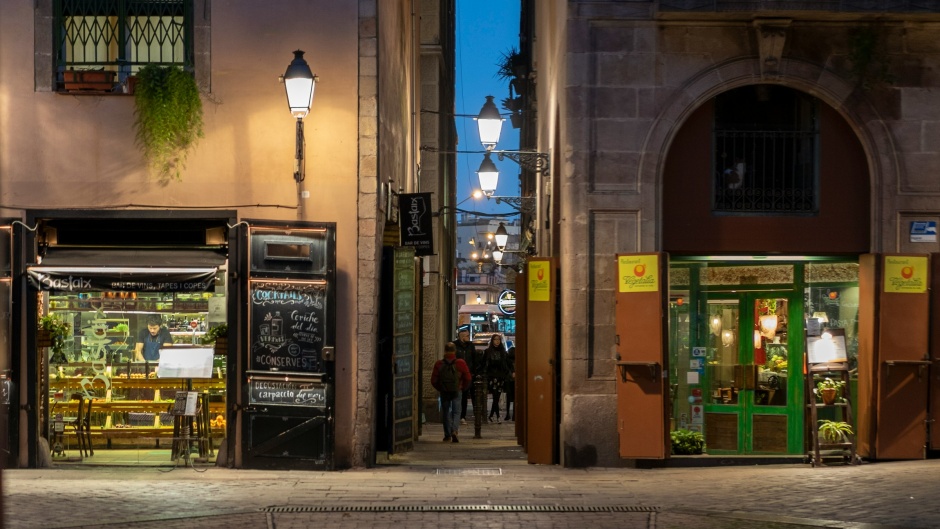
[134,65,204,182]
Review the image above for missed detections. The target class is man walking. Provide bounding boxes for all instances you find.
[453,329,476,423]
[431,342,472,442]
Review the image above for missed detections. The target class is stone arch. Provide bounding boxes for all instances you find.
[641,57,895,252]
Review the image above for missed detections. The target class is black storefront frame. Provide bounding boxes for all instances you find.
[240,219,336,470]
[11,210,240,469]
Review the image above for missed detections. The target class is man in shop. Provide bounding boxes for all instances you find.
[134,315,173,362]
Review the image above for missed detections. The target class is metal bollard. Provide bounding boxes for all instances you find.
[473,377,486,439]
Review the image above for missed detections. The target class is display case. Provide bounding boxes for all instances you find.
[48,361,226,448]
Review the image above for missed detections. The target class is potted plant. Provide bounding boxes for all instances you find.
[670,428,705,455]
[816,377,845,405]
[495,46,527,129]
[202,323,228,354]
[818,419,853,444]
[133,64,204,183]
[39,314,72,364]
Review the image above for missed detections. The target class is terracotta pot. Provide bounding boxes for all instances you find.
[821,388,837,405]
[62,70,116,92]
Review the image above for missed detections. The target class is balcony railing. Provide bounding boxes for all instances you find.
[54,0,193,86]
[660,0,940,12]
[713,129,818,215]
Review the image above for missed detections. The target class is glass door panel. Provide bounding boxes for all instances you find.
[702,292,799,455]
[706,300,739,406]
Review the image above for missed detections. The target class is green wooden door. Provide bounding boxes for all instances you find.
[702,292,803,455]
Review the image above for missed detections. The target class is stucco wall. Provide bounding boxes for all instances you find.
[0,0,368,467]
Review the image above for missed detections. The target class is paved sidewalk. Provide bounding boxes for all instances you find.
[3,419,939,528]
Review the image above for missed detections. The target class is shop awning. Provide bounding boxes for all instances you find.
[27,249,226,292]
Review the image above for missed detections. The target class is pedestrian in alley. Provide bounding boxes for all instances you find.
[453,328,476,424]
[485,334,511,422]
[431,342,471,443]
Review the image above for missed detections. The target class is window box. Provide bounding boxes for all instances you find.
[62,70,117,93]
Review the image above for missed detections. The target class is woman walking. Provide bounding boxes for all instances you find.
[485,334,511,423]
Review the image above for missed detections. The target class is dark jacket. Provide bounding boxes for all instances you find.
[453,338,477,373]
[485,346,512,383]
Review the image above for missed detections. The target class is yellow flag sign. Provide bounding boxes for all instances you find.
[884,255,927,293]
[618,254,659,293]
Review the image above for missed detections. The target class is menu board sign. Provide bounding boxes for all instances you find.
[248,378,327,408]
[249,280,327,373]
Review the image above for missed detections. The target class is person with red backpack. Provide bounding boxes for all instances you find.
[431,342,472,442]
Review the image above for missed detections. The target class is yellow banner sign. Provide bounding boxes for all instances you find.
[528,261,551,302]
[618,254,659,293]
[884,255,928,293]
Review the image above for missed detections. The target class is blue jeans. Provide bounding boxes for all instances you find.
[441,391,461,438]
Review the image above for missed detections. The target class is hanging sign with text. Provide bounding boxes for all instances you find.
[249,280,328,373]
[399,193,434,256]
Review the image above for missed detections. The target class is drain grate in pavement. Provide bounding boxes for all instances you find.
[262,505,659,513]
[435,467,503,475]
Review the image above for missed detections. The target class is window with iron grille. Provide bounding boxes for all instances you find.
[53,0,193,90]
[713,85,819,215]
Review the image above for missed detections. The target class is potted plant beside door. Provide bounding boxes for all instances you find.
[39,314,72,364]
[201,323,228,355]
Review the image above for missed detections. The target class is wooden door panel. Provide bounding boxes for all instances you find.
[615,253,668,459]
[526,258,556,464]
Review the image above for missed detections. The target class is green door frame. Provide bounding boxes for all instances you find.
[701,290,804,455]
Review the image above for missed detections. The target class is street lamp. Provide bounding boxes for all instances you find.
[476,153,500,197]
[282,50,317,183]
[475,95,504,151]
[494,222,509,251]
[476,95,550,176]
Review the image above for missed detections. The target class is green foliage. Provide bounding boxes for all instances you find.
[670,429,705,455]
[818,420,853,443]
[39,314,72,363]
[201,323,228,345]
[816,377,845,393]
[134,65,204,182]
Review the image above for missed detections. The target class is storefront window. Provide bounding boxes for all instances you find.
[45,287,226,464]
[669,258,858,455]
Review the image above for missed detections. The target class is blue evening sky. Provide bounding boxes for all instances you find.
[455,0,521,217]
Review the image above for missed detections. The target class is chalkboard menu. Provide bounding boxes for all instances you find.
[392,248,416,451]
[249,280,327,373]
[248,377,327,408]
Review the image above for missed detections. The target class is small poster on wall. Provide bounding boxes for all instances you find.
[807,328,847,364]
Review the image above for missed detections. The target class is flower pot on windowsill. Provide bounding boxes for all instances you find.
[62,70,117,92]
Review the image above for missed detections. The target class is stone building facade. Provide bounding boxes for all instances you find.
[531,1,940,466]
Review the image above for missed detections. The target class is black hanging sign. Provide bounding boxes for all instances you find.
[399,193,433,256]
[249,280,328,373]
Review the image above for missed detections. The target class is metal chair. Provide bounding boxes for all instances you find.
[70,394,94,457]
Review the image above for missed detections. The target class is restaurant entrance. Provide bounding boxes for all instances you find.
[668,258,860,457]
